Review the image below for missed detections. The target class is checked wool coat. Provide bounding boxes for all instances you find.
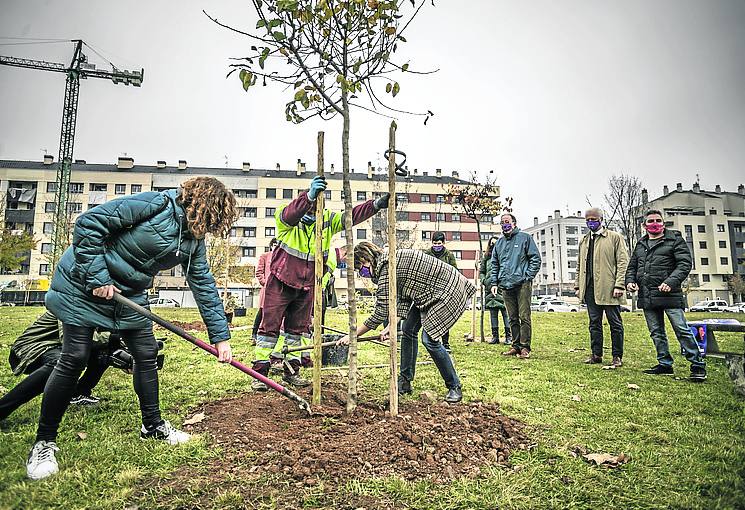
[364,249,476,341]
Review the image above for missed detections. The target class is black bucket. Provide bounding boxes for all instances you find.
[234,307,247,317]
[321,333,348,366]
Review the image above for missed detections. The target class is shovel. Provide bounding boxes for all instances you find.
[112,293,312,415]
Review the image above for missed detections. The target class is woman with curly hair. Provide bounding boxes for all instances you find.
[26,177,238,480]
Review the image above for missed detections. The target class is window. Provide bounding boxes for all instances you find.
[115,184,126,195]
[422,231,431,240]
[717,224,725,232]
[701,258,709,265]
[43,222,53,234]
[480,232,493,240]
[436,213,445,221]
[452,232,461,241]
[396,193,408,203]
[46,182,58,193]
[421,194,430,203]
[566,226,579,235]
[421,213,431,222]
[248,189,258,198]
[264,246,272,253]
[41,243,52,254]
[452,250,462,259]
[719,240,727,248]
[266,188,276,199]
[702,274,711,282]
[324,190,332,200]
[721,257,729,265]
[396,211,408,221]
[244,227,256,237]
[283,189,293,199]
[265,207,276,217]
[131,184,142,193]
[89,183,107,191]
[697,225,706,233]
[436,194,445,203]
[265,227,276,237]
[709,209,717,215]
[243,247,256,257]
[230,228,237,237]
[568,260,577,269]
[243,207,257,218]
[69,183,84,194]
[356,229,367,240]
[396,230,410,241]
[39,264,50,275]
[67,202,82,213]
[357,191,367,201]
[566,237,578,246]
[699,241,707,249]
[451,214,460,222]
[45,202,55,213]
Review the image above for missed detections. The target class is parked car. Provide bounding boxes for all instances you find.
[531,296,555,311]
[689,299,729,312]
[148,297,180,308]
[539,300,579,312]
[727,302,745,313]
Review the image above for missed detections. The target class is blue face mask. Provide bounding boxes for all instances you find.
[359,266,373,278]
[301,214,315,225]
[501,223,514,234]
[586,219,602,232]
[432,245,444,253]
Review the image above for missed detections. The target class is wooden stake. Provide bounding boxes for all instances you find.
[312,131,325,405]
[387,121,399,417]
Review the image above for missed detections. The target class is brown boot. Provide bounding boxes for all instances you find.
[501,347,520,356]
[612,356,623,368]
[584,354,603,364]
[518,348,531,359]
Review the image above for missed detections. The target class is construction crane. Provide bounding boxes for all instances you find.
[0,39,143,270]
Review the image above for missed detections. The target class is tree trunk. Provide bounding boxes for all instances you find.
[341,91,358,413]
[475,219,485,342]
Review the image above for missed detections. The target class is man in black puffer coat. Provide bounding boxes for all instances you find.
[625,209,706,381]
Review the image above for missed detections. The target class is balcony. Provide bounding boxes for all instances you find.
[4,209,35,224]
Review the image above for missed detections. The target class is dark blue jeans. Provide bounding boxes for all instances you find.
[399,307,461,390]
[643,308,705,370]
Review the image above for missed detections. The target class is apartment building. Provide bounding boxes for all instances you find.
[639,182,745,304]
[524,210,588,297]
[1,156,496,305]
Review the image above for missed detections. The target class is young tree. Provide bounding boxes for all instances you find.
[0,228,36,274]
[727,273,745,303]
[445,174,511,342]
[603,174,644,254]
[208,0,433,412]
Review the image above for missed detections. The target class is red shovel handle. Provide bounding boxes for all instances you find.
[112,293,311,414]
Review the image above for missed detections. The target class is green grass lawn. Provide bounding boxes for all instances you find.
[0,307,744,509]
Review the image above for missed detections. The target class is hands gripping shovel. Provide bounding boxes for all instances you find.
[112,293,312,415]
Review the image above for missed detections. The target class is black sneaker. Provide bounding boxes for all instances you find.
[398,379,412,396]
[690,367,707,382]
[642,364,674,375]
[444,386,462,403]
[70,394,101,406]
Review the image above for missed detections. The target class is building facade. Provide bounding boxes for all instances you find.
[639,182,745,305]
[524,210,589,297]
[1,157,498,305]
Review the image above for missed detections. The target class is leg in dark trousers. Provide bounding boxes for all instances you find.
[121,328,162,429]
[503,288,521,348]
[516,282,533,351]
[36,325,94,442]
[499,307,511,339]
[399,307,422,389]
[605,305,624,359]
[585,285,605,358]
[252,308,263,339]
[0,348,60,421]
[74,345,110,397]
[488,309,500,342]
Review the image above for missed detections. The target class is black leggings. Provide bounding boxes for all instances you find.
[252,308,263,338]
[0,347,107,421]
[36,324,161,441]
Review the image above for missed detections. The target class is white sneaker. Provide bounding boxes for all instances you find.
[140,420,190,445]
[26,440,59,480]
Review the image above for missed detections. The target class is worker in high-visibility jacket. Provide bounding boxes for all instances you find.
[252,175,389,390]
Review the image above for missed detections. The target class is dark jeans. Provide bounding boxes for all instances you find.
[502,282,533,351]
[488,307,511,339]
[643,308,705,370]
[585,284,624,358]
[36,325,161,441]
[399,307,460,390]
[252,308,263,338]
[0,347,107,421]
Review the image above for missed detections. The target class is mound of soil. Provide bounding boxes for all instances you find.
[156,320,206,332]
[182,389,530,485]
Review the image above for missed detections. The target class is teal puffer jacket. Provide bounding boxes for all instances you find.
[45,190,230,343]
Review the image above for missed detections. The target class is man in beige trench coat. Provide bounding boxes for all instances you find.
[575,208,630,367]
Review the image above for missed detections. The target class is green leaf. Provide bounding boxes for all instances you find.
[392,82,400,97]
[256,19,266,29]
[385,82,392,93]
[239,70,254,92]
[272,31,286,41]
[401,63,409,72]
[268,19,282,28]
[294,89,306,101]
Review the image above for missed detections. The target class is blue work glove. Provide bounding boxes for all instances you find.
[308,176,327,201]
[374,192,391,210]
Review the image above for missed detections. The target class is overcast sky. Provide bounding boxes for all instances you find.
[1,0,744,223]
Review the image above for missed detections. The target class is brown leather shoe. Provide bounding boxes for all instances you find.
[612,356,623,368]
[518,348,531,359]
[501,347,520,356]
[584,354,602,364]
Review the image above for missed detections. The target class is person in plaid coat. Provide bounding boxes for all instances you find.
[339,242,475,403]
